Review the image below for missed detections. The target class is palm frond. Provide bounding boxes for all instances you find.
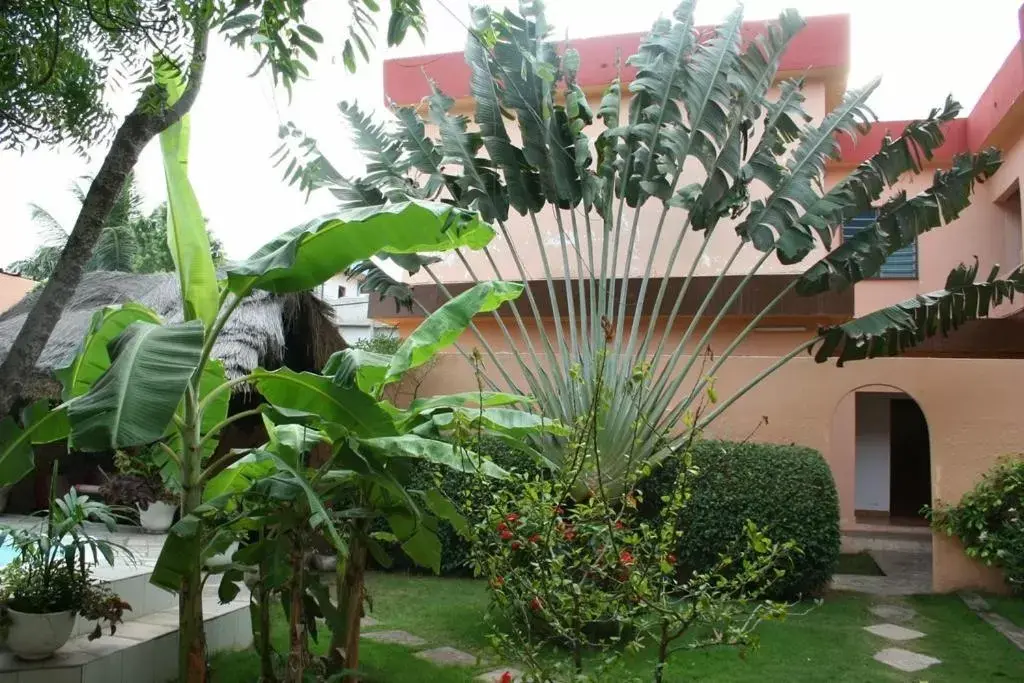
[338,101,413,199]
[90,225,138,272]
[344,259,415,311]
[814,260,1024,366]
[29,203,69,247]
[797,148,1002,295]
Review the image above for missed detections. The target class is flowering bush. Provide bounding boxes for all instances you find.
[929,455,1024,593]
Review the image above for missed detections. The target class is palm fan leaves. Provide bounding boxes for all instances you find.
[273,1,1005,489]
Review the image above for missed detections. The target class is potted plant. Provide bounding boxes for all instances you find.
[100,446,178,533]
[0,471,132,660]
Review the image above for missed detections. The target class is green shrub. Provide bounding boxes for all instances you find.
[930,456,1024,594]
[371,437,547,575]
[638,440,840,600]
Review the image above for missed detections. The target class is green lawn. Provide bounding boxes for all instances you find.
[984,593,1024,628]
[210,572,1023,682]
[835,552,884,576]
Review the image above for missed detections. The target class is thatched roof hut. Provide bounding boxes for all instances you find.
[0,272,346,511]
[0,271,345,403]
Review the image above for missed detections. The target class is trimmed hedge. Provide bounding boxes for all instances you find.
[638,440,840,600]
[375,438,841,600]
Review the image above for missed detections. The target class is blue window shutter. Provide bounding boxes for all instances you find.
[842,213,918,279]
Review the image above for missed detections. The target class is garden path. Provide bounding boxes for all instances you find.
[960,592,1024,651]
[359,618,522,682]
[864,602,942,673]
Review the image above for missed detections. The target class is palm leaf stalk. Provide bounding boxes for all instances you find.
[276,1,1005,492]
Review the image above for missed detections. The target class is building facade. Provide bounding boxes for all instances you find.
[374,11,1024,592]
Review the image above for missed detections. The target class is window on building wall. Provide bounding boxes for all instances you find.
[842,212,918,279]
[337,285,347,298]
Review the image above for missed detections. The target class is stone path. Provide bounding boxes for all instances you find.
[863,601,943,674]
[358,616,522,681]
[831,549,932,596]
[959,592,1024,651]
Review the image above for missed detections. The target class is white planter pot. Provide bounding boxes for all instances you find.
[5,608,76,660]
[205,541,239,569]
[137,500,176,534]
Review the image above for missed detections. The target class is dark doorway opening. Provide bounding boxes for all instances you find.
[889,398,931,521]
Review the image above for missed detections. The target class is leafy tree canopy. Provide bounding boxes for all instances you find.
[0,0,425,152]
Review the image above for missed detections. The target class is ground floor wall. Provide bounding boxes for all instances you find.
[388,318,1018,593]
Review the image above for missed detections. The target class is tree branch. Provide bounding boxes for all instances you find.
[0,13,212,418]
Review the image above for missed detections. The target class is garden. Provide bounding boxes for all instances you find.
[0,1,1022,682]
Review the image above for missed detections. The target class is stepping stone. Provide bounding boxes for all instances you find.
[477,669,524,682]
[414,646,478,667]
[360,629,426,647]
[869,604,917,623]
[873,647,941,672]
[961,592,991,612]
[360,616,380,628]
[864,623,926,641]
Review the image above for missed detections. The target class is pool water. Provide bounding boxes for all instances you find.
[0,542,19,567]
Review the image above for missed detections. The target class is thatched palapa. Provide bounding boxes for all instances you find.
[0,271,345,403]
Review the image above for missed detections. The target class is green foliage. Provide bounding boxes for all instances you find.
[930,456,1024,593]
[277,2,1003,495]
[0,483,132,640]
[6,176,224,280]
[639,440,840,600]
[0,1,190,151]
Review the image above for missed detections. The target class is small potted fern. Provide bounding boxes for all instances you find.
[0,470,132,660]
[100,446,178,533]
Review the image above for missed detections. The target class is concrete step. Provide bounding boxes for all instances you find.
[0,589,251,683]
[842,526,933,553]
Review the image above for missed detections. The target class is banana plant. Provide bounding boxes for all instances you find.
[276,0,1011,493]
[0,66,504,683]
[155,278,558,682]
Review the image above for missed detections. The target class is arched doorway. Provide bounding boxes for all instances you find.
[851,387,931,525]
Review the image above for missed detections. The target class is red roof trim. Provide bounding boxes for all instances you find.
[384,14,850,106]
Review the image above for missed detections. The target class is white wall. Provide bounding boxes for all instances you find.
[854,393,892,512]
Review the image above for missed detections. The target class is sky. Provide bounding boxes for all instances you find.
[1,0,1021,267]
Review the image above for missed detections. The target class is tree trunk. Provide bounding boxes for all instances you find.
[180,389,207,683]
[654,622,669,683]
[0,20,210,418]
[254,550,277,683]
[285,541,309,683]
[333,528,367,682]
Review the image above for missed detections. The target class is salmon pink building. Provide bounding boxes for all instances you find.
[374,10,1024,593]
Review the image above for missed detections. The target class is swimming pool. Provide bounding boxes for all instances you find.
[0,542,18,567]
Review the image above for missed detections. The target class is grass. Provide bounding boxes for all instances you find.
[210,572,1024,682]
[984,593,1024,628]
[835,552,884,576]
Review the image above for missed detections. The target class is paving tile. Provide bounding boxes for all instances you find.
[81,651,123,683]
[113,620,176,641]
[137,611,181,628]
[0,650,92,671]
[16,669,81,683]
[873,647,941,672]
[414,647,477,667]
[72,636,137,658]
[864,623,926,641]
[868,604,917,623]
[359,630,426,647]
[360,617,380,628]
[477,670,523,683]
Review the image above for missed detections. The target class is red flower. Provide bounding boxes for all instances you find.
[530,597,543,611]
[491,576,505,588]
[500,529,514,541]
[528,533,541,543]
[497,521,509,533]
[511,541,523,550]
[500,672,513,683]
[562,525,576,541]
[619,550,634,566]
[666,553,677,565]
[506,513,520,524]
[614,520,625,530]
